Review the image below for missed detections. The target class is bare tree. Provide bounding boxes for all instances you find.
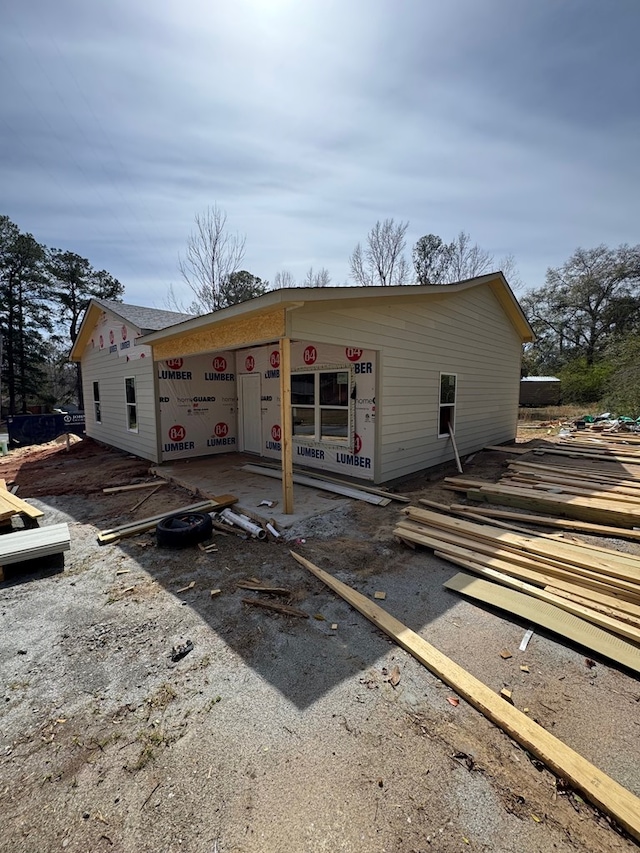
[273,269,297,289]
[349,218,410,286]
[303,266,331,288]
[178,206,246,312]
[446,231,493,281]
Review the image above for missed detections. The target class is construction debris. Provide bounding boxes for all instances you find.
[289,549,640,843]
[236,580,291,595]
[241,597,309,618]
[218,508,267,540]
[393,505,640,671]
[97,496,237,545]
[171,639,194,662]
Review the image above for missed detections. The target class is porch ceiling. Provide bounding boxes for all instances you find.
[151,307,287,360]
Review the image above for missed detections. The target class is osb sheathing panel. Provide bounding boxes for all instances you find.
[152,309,287,360]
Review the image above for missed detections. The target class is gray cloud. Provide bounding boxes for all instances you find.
[1,0,639,304]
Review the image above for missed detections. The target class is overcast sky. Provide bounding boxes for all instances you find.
[1,0,638,307]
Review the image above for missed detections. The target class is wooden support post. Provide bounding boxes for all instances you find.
[279,336,294,514]
[448,423,463,474]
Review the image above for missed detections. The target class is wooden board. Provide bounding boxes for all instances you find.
[444,572,640,674]
[103,481,167,494]
[0,523,70,565]
[289,551,640,843]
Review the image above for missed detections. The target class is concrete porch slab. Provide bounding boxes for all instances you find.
[150,452,350,528]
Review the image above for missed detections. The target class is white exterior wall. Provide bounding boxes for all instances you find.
[80,310,159,462]
[289,284,522,483]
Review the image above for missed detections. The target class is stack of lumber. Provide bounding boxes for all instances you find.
[0,479,44,522]
[444,446,640,527]
[393,505,640,673]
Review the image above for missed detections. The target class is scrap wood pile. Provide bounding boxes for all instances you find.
[452,439,640,528]
[0,479,70,580]
[393,503,640,673]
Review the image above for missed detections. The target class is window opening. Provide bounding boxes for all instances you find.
[93,381,101,424]
[125,377,138,432]
[438,373,456,437]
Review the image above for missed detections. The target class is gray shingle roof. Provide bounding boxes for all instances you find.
[95,299,195,333]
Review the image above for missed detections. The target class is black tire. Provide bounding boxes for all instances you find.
[155,511,213,548]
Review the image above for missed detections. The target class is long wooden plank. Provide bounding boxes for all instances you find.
[545,586,640,628]
[0,523,70,565]
[241,464,390,505]
[436,558,640,645]
[103,481,167,494]
[444,572,640,673]
[450,503,640,541]
[290,551,640,843]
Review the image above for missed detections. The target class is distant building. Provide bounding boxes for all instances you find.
[520,376,562,407]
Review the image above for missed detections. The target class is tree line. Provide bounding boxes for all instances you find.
[0,214,122,414]
[4,203,638,417]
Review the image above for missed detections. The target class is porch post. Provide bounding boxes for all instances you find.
[279,336,294,513]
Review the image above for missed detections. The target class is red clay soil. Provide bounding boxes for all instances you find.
[0,437,153,496]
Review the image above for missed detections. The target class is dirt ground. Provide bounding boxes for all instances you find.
[1,434,639,853]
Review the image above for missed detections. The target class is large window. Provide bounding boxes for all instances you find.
[93,381,101,424]
[292,370,350,442]
[438,373,456,437]
[125,377,138,432]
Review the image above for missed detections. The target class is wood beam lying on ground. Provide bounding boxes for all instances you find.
[103,481,167,494]
[97,496,237,544]
[289,550,640,844]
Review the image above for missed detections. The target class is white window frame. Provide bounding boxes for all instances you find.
[93,381,101,424]
[291,368,353,446]
[438,372,457,438]
[124,376,138,433]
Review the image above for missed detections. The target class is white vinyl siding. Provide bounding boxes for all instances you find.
[290,284,522,483]
[80,314,159,462]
